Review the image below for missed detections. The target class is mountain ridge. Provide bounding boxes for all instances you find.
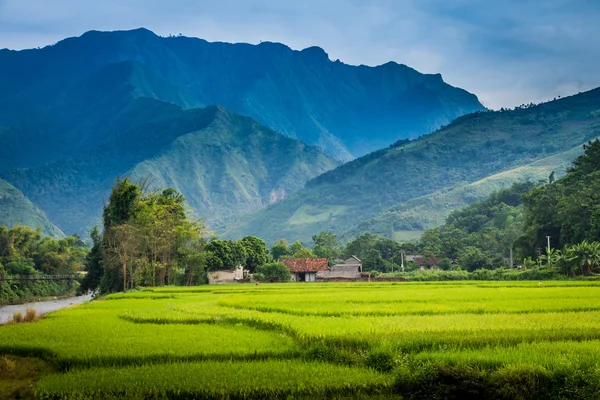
[2,96,339,237]
[0,27,485,160]
[222,87,600,244]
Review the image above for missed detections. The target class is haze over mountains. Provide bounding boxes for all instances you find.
[0,28,484,162]
[1,28,597,243]
[0,28,485,237]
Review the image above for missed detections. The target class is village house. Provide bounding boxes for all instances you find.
[317,256,362,279]
[406,255,440,270]
[280,258,329,282]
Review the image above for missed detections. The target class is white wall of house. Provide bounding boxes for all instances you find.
[208,266,243,284]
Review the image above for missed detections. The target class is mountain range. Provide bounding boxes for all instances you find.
[222,88,600,244]
[0,28,484,237]
[0,28,484,163]
[1,28,597,245]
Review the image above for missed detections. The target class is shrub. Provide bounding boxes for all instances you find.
[11,311,23,323]
[365,350,397,373]
[25,308,39,322]
[0,356,16,379]
[256,262,291,282]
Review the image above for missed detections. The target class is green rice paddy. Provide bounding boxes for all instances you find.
[2,281,600,399]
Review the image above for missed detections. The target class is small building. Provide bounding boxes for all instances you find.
[280,258,329,282]
[317,256,362,279]
[208,266,245,284]
[406,255,440,269]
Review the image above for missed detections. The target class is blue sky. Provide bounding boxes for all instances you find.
[0,0,598,109]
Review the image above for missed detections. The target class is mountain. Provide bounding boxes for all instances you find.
[2,94,339,237]
[341,143,586,242]
[0,179,64,237]
[0,28,484,161]
[222,88,600,244]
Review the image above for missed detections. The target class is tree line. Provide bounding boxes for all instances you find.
[416,140,600,276]
[0,225,87,304]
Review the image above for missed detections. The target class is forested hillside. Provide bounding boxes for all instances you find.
[342,143,584,242]
[3,98,338,237]
[520,139,600,254]
[223,88,600,244]
[0,28,484,161]
[0,179,64,238]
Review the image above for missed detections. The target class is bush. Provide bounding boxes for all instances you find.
[0,356,16,379]
[25,308,39,322]
[256,262,291,282]
[365,350,397,373]
[11,312,23,323]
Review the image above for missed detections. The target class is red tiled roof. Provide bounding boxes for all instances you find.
[280,258,329,273]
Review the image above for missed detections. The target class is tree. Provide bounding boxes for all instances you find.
[271,239,290,261]
[256,262,291,282]
[240,236,268,273]
[458,246,491,272]
[288,241,315,258]
[564,241,600,276]
[205,239,247,270]
[312,231,342,261]
[105,223,140,292]
[80,227,103,293]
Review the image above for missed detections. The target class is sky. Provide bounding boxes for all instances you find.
[0,0,598,109]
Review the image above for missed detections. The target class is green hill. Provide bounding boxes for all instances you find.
[341,143,586,242]
[0,179,64,237]
[0,28,484,161]
[3,98,338,237]
[222,88,600,244]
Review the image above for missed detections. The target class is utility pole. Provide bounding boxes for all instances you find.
[509,248,513,268]
[400,249,405,272]
[546,236,551,253]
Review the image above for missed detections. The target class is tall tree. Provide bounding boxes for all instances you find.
[312,231,342,261]
[240,236,268,273]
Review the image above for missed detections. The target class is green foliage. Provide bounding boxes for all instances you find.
[270,239,290,261]
[344,233,402,272]
[419,182,534,269]
[205,239,247,271]
[287,241,315,258]
[312,231,342,261]
[459,246,492,272]
[239,236,268,273]
[256,262,291,282]
[92,177,207,293]
[0,179,63,238]
[521,140,600,253]
[0,225,86,289]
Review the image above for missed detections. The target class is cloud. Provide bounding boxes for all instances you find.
[0,0,598,109]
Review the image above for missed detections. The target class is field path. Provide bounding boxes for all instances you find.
[0,294,91,324]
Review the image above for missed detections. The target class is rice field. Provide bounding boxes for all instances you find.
[2,281,600,399]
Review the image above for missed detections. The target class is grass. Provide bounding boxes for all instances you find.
[3,281,600,398]
[35,360,394,399]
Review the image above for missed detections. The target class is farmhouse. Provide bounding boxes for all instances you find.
[207,266,245,284]
[406,255,440,269]
[280,258,329,282]
[317,256,362,279]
